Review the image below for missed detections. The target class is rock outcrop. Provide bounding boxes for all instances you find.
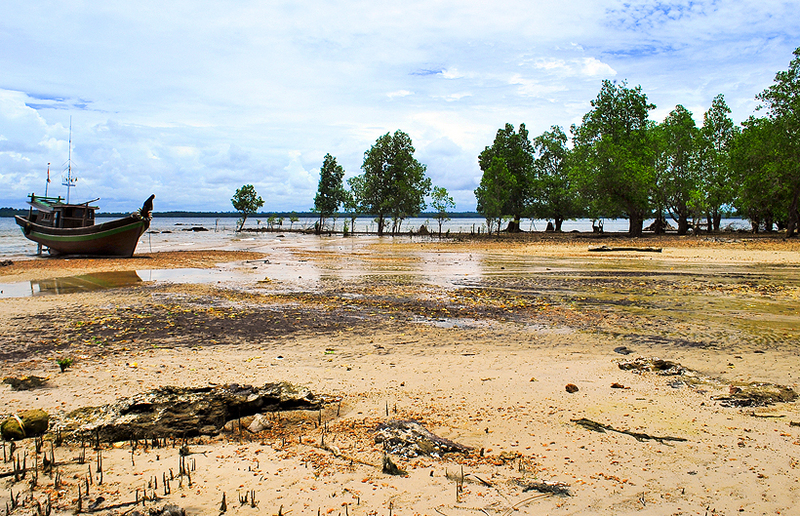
[63,382,321,442]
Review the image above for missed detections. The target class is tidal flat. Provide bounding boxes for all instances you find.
[1,233,799,515]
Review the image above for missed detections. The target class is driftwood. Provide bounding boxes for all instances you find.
[571,418,687,444]
[617,357,687,376]
[589,245,662,253]
[109,503,186,516]
[619,357,798,407]
[515,479,572,496]
[374,419,471,458]
[714,383,798,407]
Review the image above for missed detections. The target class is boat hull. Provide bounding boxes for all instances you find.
[15,214,150,257]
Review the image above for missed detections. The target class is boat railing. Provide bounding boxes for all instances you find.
[28,193,65,205]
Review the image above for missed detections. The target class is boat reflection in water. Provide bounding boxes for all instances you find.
[29,270,143,296]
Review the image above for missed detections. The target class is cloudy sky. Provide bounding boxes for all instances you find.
[1,1,797,213]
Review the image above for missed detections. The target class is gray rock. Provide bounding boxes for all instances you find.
[64,382,320,442]
[222,415,255,433]
[247,413,273,433]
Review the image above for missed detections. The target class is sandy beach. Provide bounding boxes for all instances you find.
[2,233,800,515]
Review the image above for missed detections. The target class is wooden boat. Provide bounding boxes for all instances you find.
[15,194,154,257]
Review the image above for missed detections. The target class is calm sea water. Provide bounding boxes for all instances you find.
[0,215,748,259]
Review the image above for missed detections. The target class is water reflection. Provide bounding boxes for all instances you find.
[0,269,223,298]
[30,270,143,296]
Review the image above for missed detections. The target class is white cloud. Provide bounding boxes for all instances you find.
[440,68,464,79]
[580,57,617,77]
[534,59,569,71]
[440,93,473,102]
[0,0,795,212]
[0,151,30,163]
[387,90,413,99]
[508,74,567,97]
[282,150,317,208]
[527,56,615,77]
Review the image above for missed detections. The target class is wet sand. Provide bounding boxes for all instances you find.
[1,233,800,515]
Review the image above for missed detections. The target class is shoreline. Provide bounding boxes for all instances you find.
[2,236,800,515]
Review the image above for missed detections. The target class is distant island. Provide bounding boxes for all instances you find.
[0,207,483,219]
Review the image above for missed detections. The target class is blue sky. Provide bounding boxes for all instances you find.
[1,0,797,212]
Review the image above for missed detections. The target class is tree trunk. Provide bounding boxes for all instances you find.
[628,212,644,237]
[751,216,760,233]
[764,214,774,233]
[787,188,799,238]
[555,217,564,232]
[713,212,722,232]
[653,212,665,235]
[377,214,385,236]
[677,214,689,236]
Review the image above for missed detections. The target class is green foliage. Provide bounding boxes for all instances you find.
[753,47,800,236]
[731,116,784,231]
[430,186,455,237]
[698,94,738,231]
[342,182,360,233]
[571,80,656,236]
[313,153,347,233]
[57,357,74,372]
[475,157,515,235]
[478,123,534,229]
[530,125,582,231]
[352,130,431,235]
[0,207,26,217]
[231,184,264,231]
[654,105,700,234]
[289,212,299,230]
[232,49,800,236]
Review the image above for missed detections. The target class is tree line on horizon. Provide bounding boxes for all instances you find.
[234,130,456,236]
[233,47,800,238]
[475,46,800,237]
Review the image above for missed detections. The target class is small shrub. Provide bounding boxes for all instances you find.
[57,357,74,372]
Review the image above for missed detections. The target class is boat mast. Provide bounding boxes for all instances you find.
[45,162,51,197]
[62,116,77,203]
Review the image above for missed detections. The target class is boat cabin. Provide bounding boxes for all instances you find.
[26,194,99,229]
